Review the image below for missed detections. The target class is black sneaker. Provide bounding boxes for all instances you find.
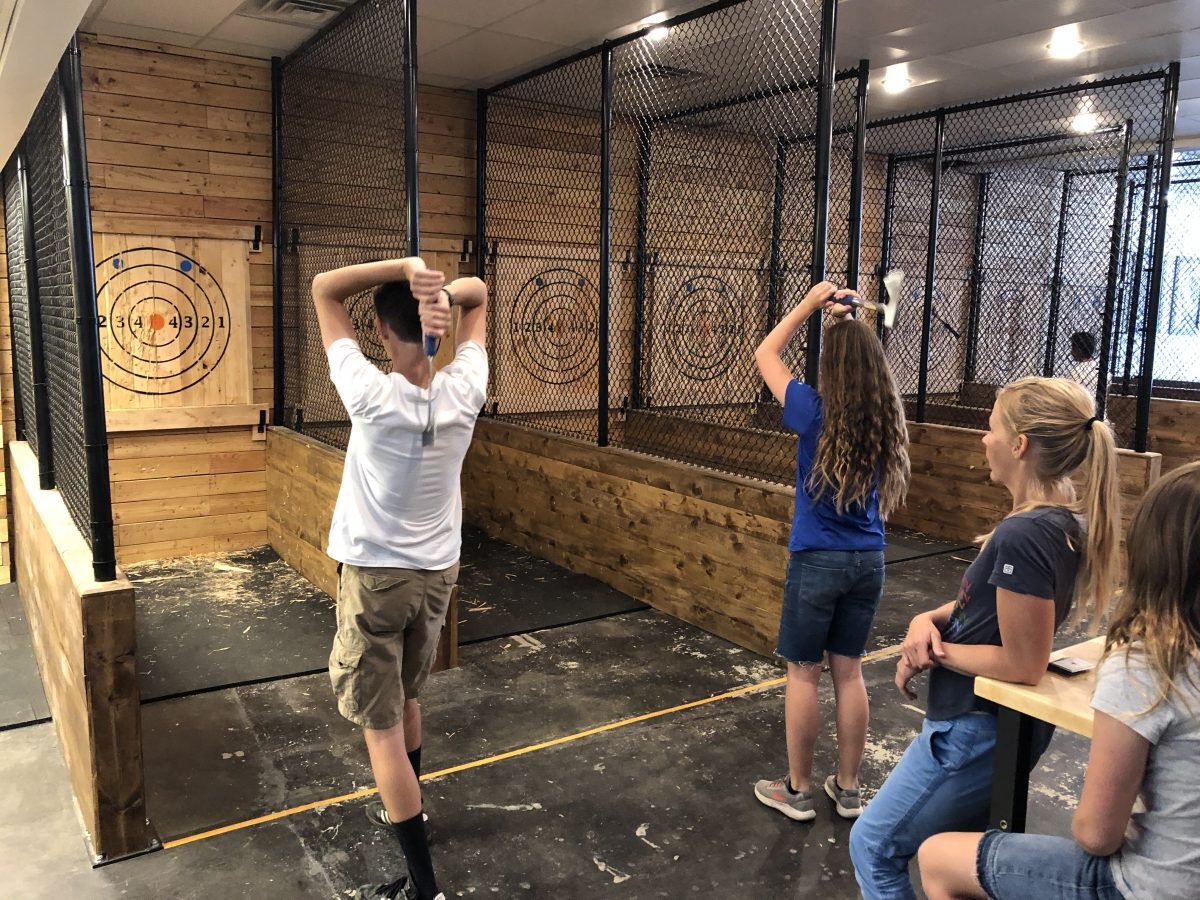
[366,803,430,830]
[349,875,417,899]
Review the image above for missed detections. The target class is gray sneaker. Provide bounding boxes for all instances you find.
[754,776,816,821]
[824,775,863,818]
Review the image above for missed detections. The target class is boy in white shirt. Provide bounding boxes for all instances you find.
[312,257,488,900]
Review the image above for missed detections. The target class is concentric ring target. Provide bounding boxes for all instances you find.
[661,274,741,382]
[509,267,599,385]
[94,247,232,395]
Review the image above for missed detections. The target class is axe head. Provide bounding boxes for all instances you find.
[879,268,904,329]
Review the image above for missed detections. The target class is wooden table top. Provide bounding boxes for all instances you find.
[974,637,1106,738]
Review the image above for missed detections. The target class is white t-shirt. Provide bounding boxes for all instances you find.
[1091,646,1200,900]
[1067,358,1099,398]
[324,338,487,570]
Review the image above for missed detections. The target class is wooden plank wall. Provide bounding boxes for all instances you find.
[266,427,457,669]
[464,416,1164,657]
[10,441,150,861]
[80,34,477,564]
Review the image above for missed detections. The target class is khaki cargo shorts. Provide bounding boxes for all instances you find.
[329,562,459,730]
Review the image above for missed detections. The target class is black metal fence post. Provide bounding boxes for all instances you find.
[404,1,419,256]
[805,0,838,385]
[1110,169,1138,385]
[16,142,55,488]
[1123,155,1154,392]
[59,38,116,582]
[1043,171,1074,376]
[1096,121,1133,421]
[846,60,869,290]
[597,42,612,446]
[1134,61,1180,452]
[916,111,945,423]
[631,118,651,410]
[963,172,989,384]
[877,153,897,343]
[475,90,487,281]
[271,56,284,427]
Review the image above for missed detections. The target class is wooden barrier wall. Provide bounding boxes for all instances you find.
[468,416,1163,657]
[265,428,458,670]
[10,441,151,861]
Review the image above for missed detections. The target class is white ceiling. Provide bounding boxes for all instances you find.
[54,0,1200,140]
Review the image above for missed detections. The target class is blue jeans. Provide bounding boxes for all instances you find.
[775,549,885,664]
[977,831,1121,899]
[850,713,998,900]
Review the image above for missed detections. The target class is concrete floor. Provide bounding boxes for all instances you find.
[0,533,1086,899]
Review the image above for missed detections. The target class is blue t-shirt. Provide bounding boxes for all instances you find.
[926,505,1082,721]
[782,380,884,553]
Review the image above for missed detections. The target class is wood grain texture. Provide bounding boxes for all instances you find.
[975,637,1105,737]
[10,441,151,860]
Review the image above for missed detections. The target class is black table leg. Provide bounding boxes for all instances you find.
[989,706,1035,832]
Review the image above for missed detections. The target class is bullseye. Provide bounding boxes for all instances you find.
[149,313,166,331]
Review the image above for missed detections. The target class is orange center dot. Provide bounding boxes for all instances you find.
[149,313,166,331]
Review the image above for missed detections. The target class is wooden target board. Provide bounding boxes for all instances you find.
[93,235,253,428]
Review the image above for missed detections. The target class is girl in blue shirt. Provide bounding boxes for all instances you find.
[752,282,911,822]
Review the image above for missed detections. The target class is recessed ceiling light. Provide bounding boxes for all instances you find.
[882,63,912,94]
[641,12,669,26]
[647,25,670,42]
[1048,24,1085,59]
[1071,97,1099,133]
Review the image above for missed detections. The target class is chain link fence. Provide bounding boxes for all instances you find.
[276,0,415,451]
[864,70,1177,449]
[1,42,115,580]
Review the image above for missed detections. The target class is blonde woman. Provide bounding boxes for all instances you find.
[918,460,1200,900]
[849,377,1121,900]
[752,283,911,823]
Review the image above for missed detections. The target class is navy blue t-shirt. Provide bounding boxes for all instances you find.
[782,380,884,553]
[926,505,1083,721]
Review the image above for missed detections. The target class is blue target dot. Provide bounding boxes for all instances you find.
[685,282,694,293]
[577,278,585,287]
[180,260,193,272]
[534,277,544,287]
[112,258,122,269]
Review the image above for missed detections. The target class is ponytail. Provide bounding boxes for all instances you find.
[989,377,1121,629]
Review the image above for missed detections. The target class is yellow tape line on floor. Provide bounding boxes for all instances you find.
[163,642,903,850]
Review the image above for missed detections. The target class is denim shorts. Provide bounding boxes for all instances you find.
[977,831,1122,899]
[775,549,885,664]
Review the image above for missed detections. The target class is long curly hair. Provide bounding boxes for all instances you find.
[807,318,910,518]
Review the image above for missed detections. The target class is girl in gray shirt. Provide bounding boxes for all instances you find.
[918,459,1200,900]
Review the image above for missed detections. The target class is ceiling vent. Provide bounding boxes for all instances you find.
[616,62,708,86]
[236,0,355,28]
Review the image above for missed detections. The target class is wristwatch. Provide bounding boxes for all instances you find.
[440,286,455,306]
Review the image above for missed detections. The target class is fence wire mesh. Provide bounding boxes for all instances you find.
[21,74,99,550]
[2,160,36,450]
[278,0,412,451]
[864,71,1173,445]
[1149,152,1200,395]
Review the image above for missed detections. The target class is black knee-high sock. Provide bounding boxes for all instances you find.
[392,812,438,899]
[408,745,422,780]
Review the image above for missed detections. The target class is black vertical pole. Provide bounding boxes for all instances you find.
[404,1,419,256]
[761,139,787,406]
[597,43,612,446]
[846,60,869,291]
[59,38,116,582]
[877,154,897,343]
[1042,172,1074,376]
[1109,173,1138,386]
[805,0,837,386]
[475,90,487,280]
[1096,121,1132,421]
[271,56,284,427]
[1134,61,1179,453]
[916,112,945,423]
[1123,155,1154,392]
[963,172,989,384]
[16,143,54,487]
[631,118,651,409]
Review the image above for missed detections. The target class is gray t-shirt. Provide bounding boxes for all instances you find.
[1092,647,1200,900]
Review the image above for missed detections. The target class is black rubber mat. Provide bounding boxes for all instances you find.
[0,584,51,729]
[456,526,647,645]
